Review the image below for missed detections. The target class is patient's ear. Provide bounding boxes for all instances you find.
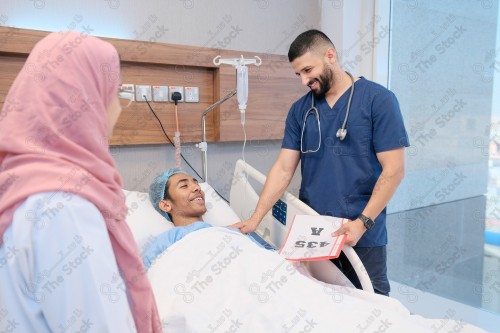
[159,199,172,214]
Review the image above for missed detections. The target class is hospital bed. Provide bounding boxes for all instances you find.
[123,159,372,292]
[123,160,486,333]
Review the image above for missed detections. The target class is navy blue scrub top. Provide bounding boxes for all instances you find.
[282,77,409,247]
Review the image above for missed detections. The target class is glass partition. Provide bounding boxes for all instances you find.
[387,0,500,314]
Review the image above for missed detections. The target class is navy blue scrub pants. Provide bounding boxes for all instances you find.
[330,246,390,296]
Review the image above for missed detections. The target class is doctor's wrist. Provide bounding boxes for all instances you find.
[357,214,375,231]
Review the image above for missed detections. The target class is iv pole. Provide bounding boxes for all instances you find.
[197,89,237,182]
[197,55,261,183]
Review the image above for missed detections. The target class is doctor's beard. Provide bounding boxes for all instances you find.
[309,64,334,99]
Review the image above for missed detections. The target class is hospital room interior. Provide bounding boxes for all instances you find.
[1,0,500,332]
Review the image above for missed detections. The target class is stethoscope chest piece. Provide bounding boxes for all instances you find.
[300,72,355,153]
[336,128,347,141]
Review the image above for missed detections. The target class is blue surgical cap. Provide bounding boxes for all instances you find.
[149,168,185,221]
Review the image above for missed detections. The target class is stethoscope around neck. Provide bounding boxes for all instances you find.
[300,71,355,154]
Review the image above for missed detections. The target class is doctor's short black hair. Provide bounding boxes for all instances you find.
[288,29,335,62]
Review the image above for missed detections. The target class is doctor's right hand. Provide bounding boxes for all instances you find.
[229,216,261,234]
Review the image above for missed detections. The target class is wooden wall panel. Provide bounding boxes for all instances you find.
[112,62,215,145]
[0,27,305,145]
[0,55,25,99]
[216,52,307,141]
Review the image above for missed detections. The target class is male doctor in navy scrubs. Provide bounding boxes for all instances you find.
[231,29,409,295]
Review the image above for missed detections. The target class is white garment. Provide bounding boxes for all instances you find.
[0,192,136,333]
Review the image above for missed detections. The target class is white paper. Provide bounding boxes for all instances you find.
[278,215,347,261]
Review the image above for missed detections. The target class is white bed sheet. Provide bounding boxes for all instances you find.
[147,227,486,333]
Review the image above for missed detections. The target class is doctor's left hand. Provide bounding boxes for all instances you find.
[332,219,366,247]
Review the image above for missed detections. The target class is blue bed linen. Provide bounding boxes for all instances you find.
[142,222,273,270]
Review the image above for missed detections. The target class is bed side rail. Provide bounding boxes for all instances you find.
[229,159,374,293]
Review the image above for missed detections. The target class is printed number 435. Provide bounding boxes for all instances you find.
[295,241,330,248]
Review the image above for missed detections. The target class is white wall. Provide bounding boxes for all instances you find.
[0,0,322,197]
[1,0,320,55]
[321,0,391,85]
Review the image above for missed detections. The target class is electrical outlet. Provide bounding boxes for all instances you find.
[184,86,199,102]
[152,85,169,102]
[135,85,152,102]
[169,86,184,102]
[119,84,135,101]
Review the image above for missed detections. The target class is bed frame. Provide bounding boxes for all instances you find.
[229,159,374,292]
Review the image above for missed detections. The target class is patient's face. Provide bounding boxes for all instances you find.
[160,173,207,226]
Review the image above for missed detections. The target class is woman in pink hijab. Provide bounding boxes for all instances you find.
[0,31,162,332]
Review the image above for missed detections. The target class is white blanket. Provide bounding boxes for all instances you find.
[147,227,486,333]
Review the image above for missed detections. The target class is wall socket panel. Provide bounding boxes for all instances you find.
[152,85,169,102]
[169,86,184,102]
[184,86,199,102]
[119,84,135,101]
[135,85,152,102]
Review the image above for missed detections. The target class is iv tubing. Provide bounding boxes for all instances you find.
[199,89,237,182]
[174,104,181,168]
[174,104,180,133]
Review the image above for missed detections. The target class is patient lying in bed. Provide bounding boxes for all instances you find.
[141,170,486,332]
[143,169,269,269]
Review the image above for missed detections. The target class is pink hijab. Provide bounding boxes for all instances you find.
[0,31,162,333]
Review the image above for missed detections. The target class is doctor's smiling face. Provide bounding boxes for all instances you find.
[291,50,335,99]
[159,173,207,227]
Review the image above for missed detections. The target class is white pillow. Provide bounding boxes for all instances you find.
[123,189,171,255]
[199,182,240,227]
[123,182,240,254]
